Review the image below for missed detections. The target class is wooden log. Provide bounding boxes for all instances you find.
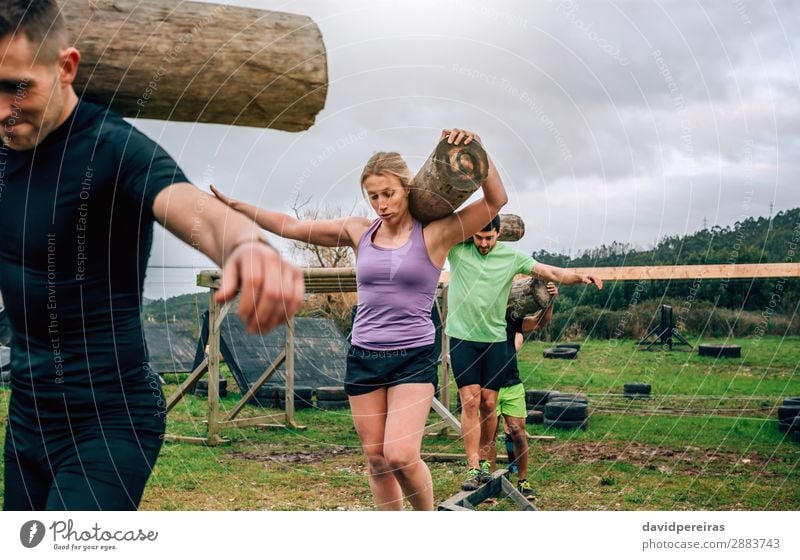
[568,263,800,280]
[507,277,552,318]
[408,138,489,224]
[62,0,327,131]
[498,214,525,241]
[465,213,526,242]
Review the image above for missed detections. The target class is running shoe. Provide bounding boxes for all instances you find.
[517,479,535,497]
[461,467,482,491]
[478,459,493,483]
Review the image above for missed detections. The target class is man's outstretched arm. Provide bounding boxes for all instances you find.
[152,183,305,334]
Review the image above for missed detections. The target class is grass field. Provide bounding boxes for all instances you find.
[1,336,798,510]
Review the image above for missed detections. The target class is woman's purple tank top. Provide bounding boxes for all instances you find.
[351,218,441,351]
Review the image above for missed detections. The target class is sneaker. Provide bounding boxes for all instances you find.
[478,460,492,483]
[461,467,482,491]
[517,479,535,497]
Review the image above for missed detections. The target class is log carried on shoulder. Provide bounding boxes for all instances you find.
[408,138,489,224]
[463,214,526,242]
[507,277,552,318]
[497,214,525,241]
[62,0,328,131]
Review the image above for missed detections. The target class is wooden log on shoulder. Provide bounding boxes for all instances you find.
[498,214,525,241]
[62,0,327,131]
[408,138,489,224]
[465,213,526,242]
[507,277,552,318]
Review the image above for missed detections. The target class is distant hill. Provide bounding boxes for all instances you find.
[534,207,799,315]
[141,292,206,334]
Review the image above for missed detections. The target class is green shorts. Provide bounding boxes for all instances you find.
[496,383,526,418]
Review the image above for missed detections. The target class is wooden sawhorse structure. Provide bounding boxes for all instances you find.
[164,270,306,446]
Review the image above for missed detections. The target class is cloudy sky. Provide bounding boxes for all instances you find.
[139,0,800,299]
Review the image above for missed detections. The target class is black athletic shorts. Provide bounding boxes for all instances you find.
[3,391,165,511]
[449,337,509,391]
[345,343,439,397]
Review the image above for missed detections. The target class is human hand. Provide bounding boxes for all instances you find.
[213,241,305,333]
[546,282,559,297]
[440,128,481,146]
[583,275,603,290]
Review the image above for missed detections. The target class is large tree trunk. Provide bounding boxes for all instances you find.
[61,0,327,131]
[408,138,489,224]
[507,277,552,318]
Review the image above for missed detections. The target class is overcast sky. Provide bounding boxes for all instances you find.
[139,0,800,299]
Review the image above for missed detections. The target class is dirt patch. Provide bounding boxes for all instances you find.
[541,440,776,476]
[229,444,355,465]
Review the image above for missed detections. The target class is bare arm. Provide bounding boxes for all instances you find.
[424,129,509,260]
[153,183,305,333]
[520,282,558,334]
[210,185,369,248]
[531,262,603,290]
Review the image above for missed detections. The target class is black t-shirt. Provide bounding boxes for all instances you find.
[500,313,523,388]
[0,100,188,425]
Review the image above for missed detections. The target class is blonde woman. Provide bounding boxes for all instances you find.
[212,129,507,510]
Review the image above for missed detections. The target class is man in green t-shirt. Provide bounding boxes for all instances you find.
[446,216,602,491]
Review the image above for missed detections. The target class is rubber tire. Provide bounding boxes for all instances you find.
[544,417,588,430]
[525,390,551,407]
[783,397,800,406]
[543,347,578,360]
[278,398,312,411]
[777,417,800,433]
[548,393,589,404]
[777,405,800,421]
[544,401,588,421]
[277,386,313,400]
[556,343,582,351]
[249,385,279,407]
[316,386,348,401]
[526,410,544,425]
[195,378,228,398]
[623,383,651,395]
[698,344,742,358]
[318,399,350,410]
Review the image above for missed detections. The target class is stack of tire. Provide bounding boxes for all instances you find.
[316,386,350,410]
[543,393,589,431]
[623,383,651,399]
[543,343,580,360]
[247,384,280,407]
[277,386,314,410]
[777,397,800,443]
[524,390,551,425]
[698,344,742,358]
[194,376,228,398]
[0,345,10,388]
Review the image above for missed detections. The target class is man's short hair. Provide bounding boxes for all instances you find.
[0,0,68,63]
[481,215,501,233]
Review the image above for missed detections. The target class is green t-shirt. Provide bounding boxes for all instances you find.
[445,242,536,342]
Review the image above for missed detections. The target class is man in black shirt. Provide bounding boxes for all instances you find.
[492,282,557,496]
[0,0,305,510]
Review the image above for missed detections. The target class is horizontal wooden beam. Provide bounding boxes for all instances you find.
[567,263,800,281]
[199,262,800,291]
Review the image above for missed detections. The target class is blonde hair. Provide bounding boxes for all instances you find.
[360,151,414,190]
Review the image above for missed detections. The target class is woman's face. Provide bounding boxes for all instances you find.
[363,173,408,223]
